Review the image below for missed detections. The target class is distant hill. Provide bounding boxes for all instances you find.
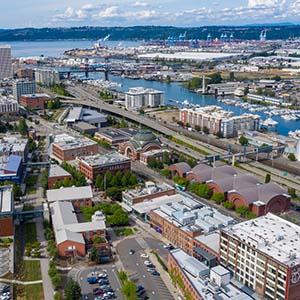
[0,25,300,41]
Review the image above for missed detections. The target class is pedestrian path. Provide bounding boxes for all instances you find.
[0,278,42,285]
[35,217,54,300]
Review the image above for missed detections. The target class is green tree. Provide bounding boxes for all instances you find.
[265,173,271,183]
[202,126,209,134]
[288,153,297,161]
[64,279,82,300]
[223,201,235,210]
[211,192,225,204]
[208,72,222,84]
[18,117,28,136]
[239,135,249,146]
[122,281,138,300]
[236,205,250,218]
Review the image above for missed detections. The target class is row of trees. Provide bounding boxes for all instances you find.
[95,170,138,201]
[81,203,129,226]
[173,177,256,219]
[118,271,138,300]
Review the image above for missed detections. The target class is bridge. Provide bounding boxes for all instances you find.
[58,62,124,81]
[14,209,44,221]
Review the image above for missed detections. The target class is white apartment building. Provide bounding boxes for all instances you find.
[0,45,12,80]
[13,80,36,101]
[0,97,18,115]
[180,106,260,138]
[35,69,60,87]
[220,213,300,300]
[125,87,164,110]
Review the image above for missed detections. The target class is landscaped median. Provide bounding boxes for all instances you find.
[118,270,138,300]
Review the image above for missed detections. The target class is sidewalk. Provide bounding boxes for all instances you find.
[36,217,54,300]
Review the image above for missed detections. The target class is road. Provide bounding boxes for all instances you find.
[116,237,174,300]
[59,85,300,191]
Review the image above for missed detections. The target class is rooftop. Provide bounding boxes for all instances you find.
[0,186,13,214]
[170,249,252,300]
[47,185,93,203]
[53,133,97,150]
[126,87,164,95]
[123,182,174,200]
[151,195,235,234]
[79,152,130,167]
[194,232,220,254]
[50,201,106,245]
[49,164,71,178]
[222,213,300,267]
[0,135,28,154]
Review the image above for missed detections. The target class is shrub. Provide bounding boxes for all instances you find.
[223,201,235,210]
[211,192,225,204]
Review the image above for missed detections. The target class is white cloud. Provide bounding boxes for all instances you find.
[52,0,299,26]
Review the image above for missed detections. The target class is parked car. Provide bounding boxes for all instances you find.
[140,253,149,258]
[151,270,160,276]
[87,277,98,284]
[98,273,108,279]
[144,260,152,266]
[129,249,135,255]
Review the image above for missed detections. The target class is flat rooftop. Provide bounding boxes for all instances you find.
[21,93,50,98]
[53,133,97,150]
[123,182,174,199]
[195,232,220,254]
[0,135,28,154]
[222,213,300,267]
[151,196,235,234]
[170,248,252,300]
[79,152,130,167]
[47,185,93,203]
[49,164,71,178]
[0,186,13,214]
[132,193,200,215]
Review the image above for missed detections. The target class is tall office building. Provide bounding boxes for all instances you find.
[0,45,12,80]
[13,80,36,101]
[35,69,60,87]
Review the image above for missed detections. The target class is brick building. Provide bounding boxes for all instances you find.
[168,249,252,300]
[78,152,131,182]
[149,194,233,256]
[46,185,93,209]
[50,201,108,257]
[0,186,14,237]
[51,133,98,162]
[220,213,300,300]
[47,164,72,189]
[20,93,50,110]
[119,130,162,162]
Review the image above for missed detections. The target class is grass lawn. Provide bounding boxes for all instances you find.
[22,260,42,281]
[24,223,37,244]
[14,283,44,300]
[114,227,135,237]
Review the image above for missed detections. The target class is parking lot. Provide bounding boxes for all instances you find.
[74,265,122,300]
[116,237,174,300]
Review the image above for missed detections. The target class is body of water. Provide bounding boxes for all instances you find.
[5,40,141,57]
[94,73,299,137]
[3,39,299,136]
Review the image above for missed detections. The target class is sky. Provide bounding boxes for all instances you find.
[1,0,300,28]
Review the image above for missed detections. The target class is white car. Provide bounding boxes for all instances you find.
[140,253,149,258]
[144,260,152,266]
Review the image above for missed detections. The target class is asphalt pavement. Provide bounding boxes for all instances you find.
[116,237,174,300]
[72,265,122,300]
